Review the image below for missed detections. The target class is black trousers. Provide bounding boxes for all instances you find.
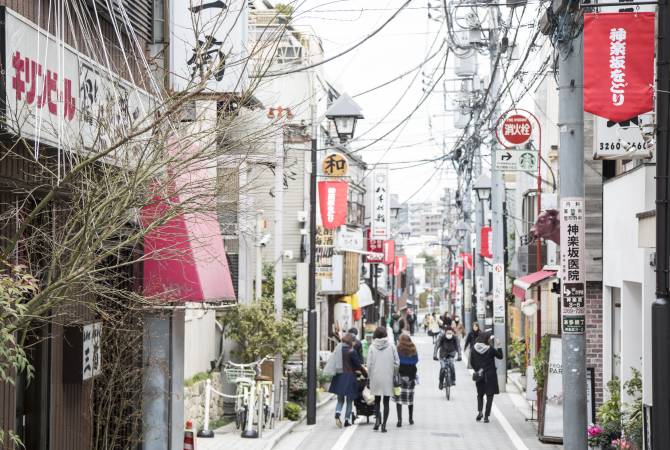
[477,393,494,417]
[374,395,390,425]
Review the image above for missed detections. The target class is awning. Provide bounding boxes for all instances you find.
[512,270,557,300]
[356,283,374,308]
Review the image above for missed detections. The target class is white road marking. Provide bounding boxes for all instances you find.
[491,403,530,450]
[330,423,358,450]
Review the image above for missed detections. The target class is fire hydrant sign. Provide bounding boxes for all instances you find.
[500,114,532,146]
[560,198,586,334]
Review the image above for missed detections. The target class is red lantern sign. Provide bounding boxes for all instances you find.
[501,115,532,145]
[480,226,493,259]
[318,181,348,229]
[584,12,655,122]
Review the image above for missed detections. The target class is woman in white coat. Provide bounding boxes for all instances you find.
[367,326,399,432]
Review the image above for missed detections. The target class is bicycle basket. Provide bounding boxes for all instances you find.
[224,366,256,383]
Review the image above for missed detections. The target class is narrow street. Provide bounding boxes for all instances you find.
[276,333,561,450]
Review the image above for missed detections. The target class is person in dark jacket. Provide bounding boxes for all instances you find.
[405,309,417,335]
[433,326,460,389]
[347,327,364,361]
[470,331,504,423]
[393,334,418,427]
[329,334,367,427]
[390,313,405,344]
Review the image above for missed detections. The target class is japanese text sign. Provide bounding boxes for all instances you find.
[170,0,249,93]
[480,226,493,258]
[493,263,505,325]
[366,229,385,263]
[370,166,390,239]
[584,13,655,122]
[322,152,348,176]
[82,322,102,381]
[501,114,532,146]
[318,180,348,229]
[560,198,586,334]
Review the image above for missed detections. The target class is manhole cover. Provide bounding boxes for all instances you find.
[431,432,461,438]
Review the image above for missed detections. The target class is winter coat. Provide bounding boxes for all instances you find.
[464,330,480,351]
[406,313,417,332]
[398,353,418,380]
[453,321,465,338]
[391,317,405,335]
[433,331,460,359]
[367,338,400,396]
[328,344,366,398]
[470,342,504,396]
[429,317,440,334]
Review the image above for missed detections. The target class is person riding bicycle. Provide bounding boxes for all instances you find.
[433,326,459,390]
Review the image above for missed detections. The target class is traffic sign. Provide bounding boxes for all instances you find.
[494,149,539,172]
[501,114,532,145]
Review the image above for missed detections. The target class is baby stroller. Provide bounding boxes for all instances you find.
[353,373,376,423]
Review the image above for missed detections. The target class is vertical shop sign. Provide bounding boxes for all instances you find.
[560,198,586,333]
[371,167,390,239]
[318,180,348,229]
[492,263,505,325]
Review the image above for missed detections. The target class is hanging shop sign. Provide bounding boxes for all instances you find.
[593,113,654,159]
[480,226,493,258]
[82,322,102,381]
[2,7,153,151]
[583,12,655,122]
[335,227,363,252]
[322,152,348,177]
[492,263,505,325]
[366,229,385,263]
[560,198,586,334]
[170,0,249,93]
[494,149,539,172]
[370,166,390,239]
[393,255,407,276]
[318,180,348,229]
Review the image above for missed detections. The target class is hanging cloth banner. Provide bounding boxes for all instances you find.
[480,226,493,259]
[460,252,473,271]
[393,255,407,276]
[318,180,349,229]
[583,12,655,122]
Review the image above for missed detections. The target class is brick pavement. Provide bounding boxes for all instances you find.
[277,333,563,450]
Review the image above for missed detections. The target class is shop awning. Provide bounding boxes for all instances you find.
[512,270,557,300]
[356,283,374,308]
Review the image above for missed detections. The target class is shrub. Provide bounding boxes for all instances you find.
[288,371,307,405]
[508,338,527,375]
[284,401,302,421]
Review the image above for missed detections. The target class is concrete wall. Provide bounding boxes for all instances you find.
[184,306,220,379]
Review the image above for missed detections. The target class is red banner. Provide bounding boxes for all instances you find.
[456,264,464,280]
[480,226,493,258]
[460,252,473,271]
[584,12,655,122]
[366,229,385,263]
[383,240,395,266]
[318,181,348,229]
[394,255,407,276]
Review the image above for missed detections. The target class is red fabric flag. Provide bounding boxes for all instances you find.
[394,255,407,276]
[480,226,493,258]
[383,240,395,266]
[318,181,348,229]
[460,252,473,271]
[584,12,655,122]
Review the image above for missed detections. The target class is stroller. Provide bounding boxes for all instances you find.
[353,373,376,423]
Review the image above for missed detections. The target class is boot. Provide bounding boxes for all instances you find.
[373,413,380,431]
[476,412,483,422]
[396,404,402,427]
[409,405,414,425]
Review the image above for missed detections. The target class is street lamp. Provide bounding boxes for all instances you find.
[473,174,492,202]
[399,225,411,241]
[325,93,364,143]
[307,93,364,425]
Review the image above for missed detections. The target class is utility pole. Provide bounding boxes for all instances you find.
[652,0,670,445]
[255,211,263,301]
[274,124,284,411]
[558,21,587,448]
[489,4,507,393]
[306,74,318,425]
[463,198,473,327]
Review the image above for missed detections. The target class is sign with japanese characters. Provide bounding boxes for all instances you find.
[335,227,363,252]
[370,166,390,239]
[322,152,348,177]
[584,12,655,122]
[593,113,654,160]
[560,197,586,334]
[82,322,102,381]
[476,275,486,317]
[318,180,348,229]
[494,149,539,172]
[500,114,532,146]
[3,7,152,150]
[492,263,505,325]
[366,229,385,263]
[480,226,493,258]
[170,0,249,93]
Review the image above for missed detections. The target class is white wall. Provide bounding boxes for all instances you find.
[184,306,220,379]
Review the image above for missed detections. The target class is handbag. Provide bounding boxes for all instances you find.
[472,368,485,383]
[393,372,401,387]
[362,386,375,405]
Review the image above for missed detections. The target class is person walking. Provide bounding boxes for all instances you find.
[368,326,399,433]
[390,313,405,344]
[394,334,418,427]
[428,313,440,343]
[329,334,367,428]
[464,321,481,354]
[453,316,465,340]
[347,327,364,361]
[470,332,504,423]
[406,309,417,336]
[433,326,460,389]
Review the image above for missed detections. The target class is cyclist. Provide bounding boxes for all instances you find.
[433,326,460,390]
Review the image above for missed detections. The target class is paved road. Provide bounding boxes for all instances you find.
[276,333,562,450]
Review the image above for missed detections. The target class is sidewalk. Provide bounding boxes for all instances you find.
[196,393,335,450]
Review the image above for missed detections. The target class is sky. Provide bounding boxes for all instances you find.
[292,0,460,204]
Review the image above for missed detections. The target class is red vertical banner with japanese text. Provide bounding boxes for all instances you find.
[583,12,655,122]
[480,226,493,258]
[318,180,348,229]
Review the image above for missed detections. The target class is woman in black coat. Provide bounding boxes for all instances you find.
[329,334,367,427]
[469,331,503,423]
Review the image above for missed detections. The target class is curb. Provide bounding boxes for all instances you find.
[263,393,335,450]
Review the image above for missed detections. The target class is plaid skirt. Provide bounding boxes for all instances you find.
[393,376,416,405]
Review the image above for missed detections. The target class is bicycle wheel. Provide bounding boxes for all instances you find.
[446,384,451,400]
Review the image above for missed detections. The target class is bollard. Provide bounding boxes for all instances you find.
[241,382,258,438]
[197,379,215,438]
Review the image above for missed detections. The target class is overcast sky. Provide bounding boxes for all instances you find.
[293,0,460,204]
